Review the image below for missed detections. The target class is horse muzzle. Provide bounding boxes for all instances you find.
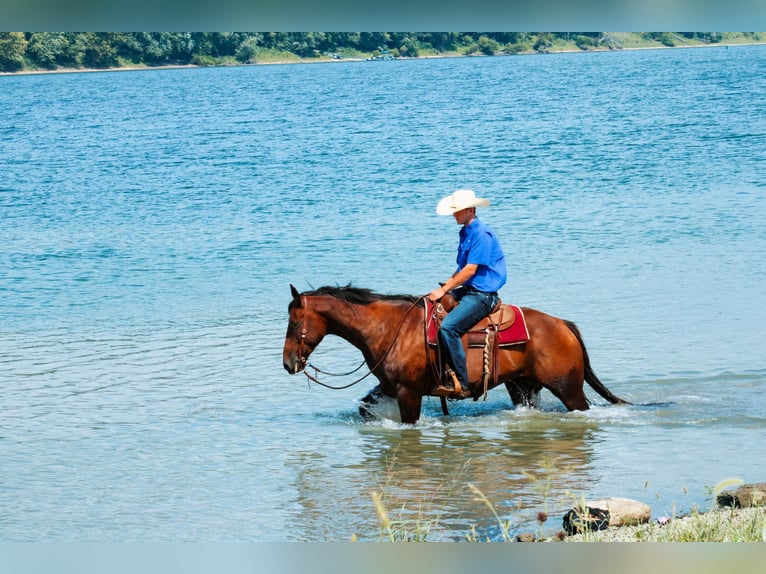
[283,354,306,374]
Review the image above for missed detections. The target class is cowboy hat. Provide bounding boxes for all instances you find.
[436,189,491,215]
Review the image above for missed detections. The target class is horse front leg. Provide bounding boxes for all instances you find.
[359,384,383,420]
[396,385,423,424]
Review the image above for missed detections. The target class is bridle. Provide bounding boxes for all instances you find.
[295,295,310,371]
[296,294,426,390]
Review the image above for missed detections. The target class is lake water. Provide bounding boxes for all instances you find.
[1,45,765,541]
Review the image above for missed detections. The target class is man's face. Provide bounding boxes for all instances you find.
[453,208,474,226]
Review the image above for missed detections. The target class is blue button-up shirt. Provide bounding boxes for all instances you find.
[456,217,507,293]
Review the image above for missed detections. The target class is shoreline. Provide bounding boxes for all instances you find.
[563,505,765,542]
[3,39,766,78]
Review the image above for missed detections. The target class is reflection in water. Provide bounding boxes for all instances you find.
[285,409,602,541]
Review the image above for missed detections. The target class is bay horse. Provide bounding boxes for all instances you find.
[282,284,630,424]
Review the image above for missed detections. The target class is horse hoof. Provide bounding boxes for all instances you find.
[359,404,376,420]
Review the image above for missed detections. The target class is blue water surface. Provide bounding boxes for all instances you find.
[1,45,765,541]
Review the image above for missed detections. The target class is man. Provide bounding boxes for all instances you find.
[428,189,507,397]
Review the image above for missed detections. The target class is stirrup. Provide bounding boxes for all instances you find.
[432,369,468,398]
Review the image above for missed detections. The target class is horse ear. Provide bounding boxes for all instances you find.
[290,284,302,306]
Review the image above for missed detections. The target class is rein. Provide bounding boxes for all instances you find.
[301,295,426,390]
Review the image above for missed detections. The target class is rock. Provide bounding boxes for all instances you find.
[584,497,652,527]
[717,483,766,508]
[562,506,610,535]
[515,532,536,542]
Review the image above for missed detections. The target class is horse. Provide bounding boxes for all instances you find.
[282,284,630,424]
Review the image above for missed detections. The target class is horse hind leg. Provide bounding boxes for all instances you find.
[504,380,540,408]
[545,370,590,411]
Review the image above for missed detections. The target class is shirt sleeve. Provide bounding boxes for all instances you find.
[465,231,492,266]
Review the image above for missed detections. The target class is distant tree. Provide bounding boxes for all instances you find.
[191,32,247,57]
[323,32,352,51]
[110,32,145,64]
[167,32,195,62]
[78,32,119,68]
[260,32,290,51]
[397,36,420,57]
[533,33,554,52]
[477,35,500,55]
[359,32,390,52]
[645,32,677,47]
[26,32,67,69]
[0,32,27,71]
[134,32,195,65]
[486,32,521,45]
[235,36,260,63]
[422,32,460,51]
[389,32,415,50]
[305,32,331,52]
[134,32,172,64]
[215,33,251,55]
[287,32,325,57]
[574,34,597,49]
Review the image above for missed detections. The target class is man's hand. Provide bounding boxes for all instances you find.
[428,287,446,302]
[429,264,477,302]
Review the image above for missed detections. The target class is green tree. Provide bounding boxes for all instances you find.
[487,32,521,45]
[477,35,500,55]
[396,35,420,57]
[359,32,390,52]
[78,32,119,68]
[26,32,67,69]
[645,32,677,47]
[191,32,234,57]
[135,32,194,65]
[108,32,145,64]
[0,32,27,72]
[260,32,292,51]
[288,32,324,57]
[235,36,260,63]
[574,34,597,49]
[420,33,459,51]
[533,33,554,52]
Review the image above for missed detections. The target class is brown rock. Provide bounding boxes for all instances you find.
[515,532,536,542]
[586,497,652,527]
[717,483,766,508]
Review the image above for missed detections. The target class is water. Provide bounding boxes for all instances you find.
[1,45,765,541]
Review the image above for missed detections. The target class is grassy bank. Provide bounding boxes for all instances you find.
[365,473,766,542]
[370,491,766,542]
[564,506,766,542]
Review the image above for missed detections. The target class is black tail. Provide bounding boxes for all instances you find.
[564,320,631,405]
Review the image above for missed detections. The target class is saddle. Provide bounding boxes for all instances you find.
[425,296,529,400]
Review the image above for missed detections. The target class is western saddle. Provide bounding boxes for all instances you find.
[425,294,529,400]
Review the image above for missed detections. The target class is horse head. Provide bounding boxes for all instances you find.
[283,284,328,374]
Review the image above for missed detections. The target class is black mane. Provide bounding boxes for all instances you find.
[303,284,422,306]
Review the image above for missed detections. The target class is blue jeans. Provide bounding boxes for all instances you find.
[438,288,500,387]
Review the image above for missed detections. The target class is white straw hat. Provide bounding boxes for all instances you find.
[436,189,491,215]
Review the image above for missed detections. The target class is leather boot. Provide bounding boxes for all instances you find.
[432,368,463,397]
